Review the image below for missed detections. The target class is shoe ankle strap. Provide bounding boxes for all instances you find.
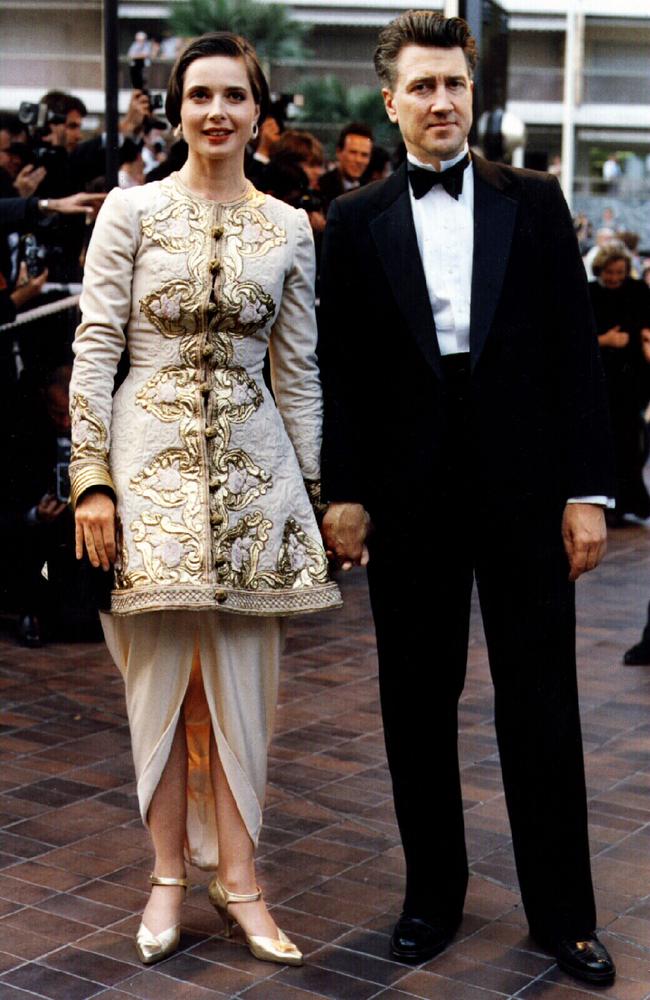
[150,873,188,890]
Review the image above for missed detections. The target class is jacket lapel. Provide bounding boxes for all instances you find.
[369,163,443,379]
[470,157,518,369]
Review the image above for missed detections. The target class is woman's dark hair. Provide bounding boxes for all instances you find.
[165,32,270,128]
[374,11,478,88]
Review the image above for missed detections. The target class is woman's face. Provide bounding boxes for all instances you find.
[180,55,258,164]
[600,258,627,290]
[302,158,324,190]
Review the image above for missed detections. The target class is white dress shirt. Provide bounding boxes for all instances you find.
[408,145,473,356]
[406,146,612,508]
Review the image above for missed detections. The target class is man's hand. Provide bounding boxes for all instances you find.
[119,90,150,137]
[321,502,370,571]
[598,325,629,349]
[10,262,48,309]
[75,491,116,571]
[561,503,607,582]
[36,494,67,523]
[14,164,46,198]
[48,192,106,221]
[641,327,650,364]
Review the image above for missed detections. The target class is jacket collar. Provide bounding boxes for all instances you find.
[369,157,518,377]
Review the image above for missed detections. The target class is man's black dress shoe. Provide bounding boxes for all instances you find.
[544,935,615,986]
[390,915,459,963]
[17,613,42,648]
[623,640,650,665]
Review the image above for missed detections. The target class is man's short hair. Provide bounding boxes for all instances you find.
[40,90,87,118]
[373,10,478,88]
[336,122,373,151]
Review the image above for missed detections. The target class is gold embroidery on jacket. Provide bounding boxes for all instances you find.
[118,179,329,595]
[70,392,109,462]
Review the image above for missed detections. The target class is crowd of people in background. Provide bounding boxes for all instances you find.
[0,76,649,649]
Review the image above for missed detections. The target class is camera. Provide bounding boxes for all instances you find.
[55,437,71,504]
[21,234,48,278]
[129,61,164,111]
[18,101,66,130]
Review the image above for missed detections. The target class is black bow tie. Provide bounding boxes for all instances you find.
[408,153,470,200]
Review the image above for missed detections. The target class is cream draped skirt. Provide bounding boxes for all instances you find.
[101,609,285,870]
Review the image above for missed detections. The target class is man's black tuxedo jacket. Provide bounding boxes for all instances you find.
[318,156,615,529]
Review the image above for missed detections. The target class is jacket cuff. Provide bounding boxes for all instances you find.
[304,479,328,520]
[70,463,116,509]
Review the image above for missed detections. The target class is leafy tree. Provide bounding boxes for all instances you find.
[298,76,399,149]
[170,0,306,63]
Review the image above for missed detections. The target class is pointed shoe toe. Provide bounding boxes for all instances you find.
[135,921,181,964]
[246,928,303,966]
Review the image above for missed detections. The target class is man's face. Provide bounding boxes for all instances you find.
[337,134,372,181]
[65,110,83,152]
[382,44,473,167]
[0,129,11,172]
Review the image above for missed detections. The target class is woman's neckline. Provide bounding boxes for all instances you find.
[171,171,254,206]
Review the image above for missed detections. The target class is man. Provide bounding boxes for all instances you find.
[40,91,87,154]
[318,122,373,209]
[319,11,616,988]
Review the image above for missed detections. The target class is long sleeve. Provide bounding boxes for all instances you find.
[69,186,137,507]
[268,208,322,482]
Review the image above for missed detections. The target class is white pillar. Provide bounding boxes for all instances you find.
[444,0,460,16]
[561,0,582,210]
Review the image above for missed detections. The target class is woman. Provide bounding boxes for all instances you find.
[70,32,341,968]
[589,245,650,520]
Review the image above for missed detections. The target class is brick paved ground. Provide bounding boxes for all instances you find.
[0,525,649,999]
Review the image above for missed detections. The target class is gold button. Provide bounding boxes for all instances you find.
[210,511,223,525]
[207,302,218,314]
[205,425,218,438]
[209,259,222,274]
[214,589,227,603]
[202,344,214,358]
[199,381,211,393]
[208,477,221,489]
[211,225,224,240]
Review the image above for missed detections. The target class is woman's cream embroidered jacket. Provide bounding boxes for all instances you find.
[70,174,341,616]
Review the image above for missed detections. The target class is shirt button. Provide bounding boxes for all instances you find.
[205,425,218,438]
[211,225,224,240]
[202,344,214,358]
[214,589,227,603]
[209,259,222,274]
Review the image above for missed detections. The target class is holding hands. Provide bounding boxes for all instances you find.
[322,502,371,571]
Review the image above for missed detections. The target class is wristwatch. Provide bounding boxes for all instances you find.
[37,199,51,213]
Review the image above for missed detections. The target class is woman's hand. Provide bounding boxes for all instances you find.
[75,491,116,571]
[598,325,629,348]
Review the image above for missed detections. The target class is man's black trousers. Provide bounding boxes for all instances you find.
[366,354,597,942]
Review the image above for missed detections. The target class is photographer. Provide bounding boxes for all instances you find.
[0,365,100,646]
[69,90,152,191]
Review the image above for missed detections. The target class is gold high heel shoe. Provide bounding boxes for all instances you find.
[135,873,188,965]
[207,874,303,966]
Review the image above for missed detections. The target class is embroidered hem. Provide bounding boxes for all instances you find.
[109,581,342,617]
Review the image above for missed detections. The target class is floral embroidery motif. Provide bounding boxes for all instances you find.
[70,393,109,462]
